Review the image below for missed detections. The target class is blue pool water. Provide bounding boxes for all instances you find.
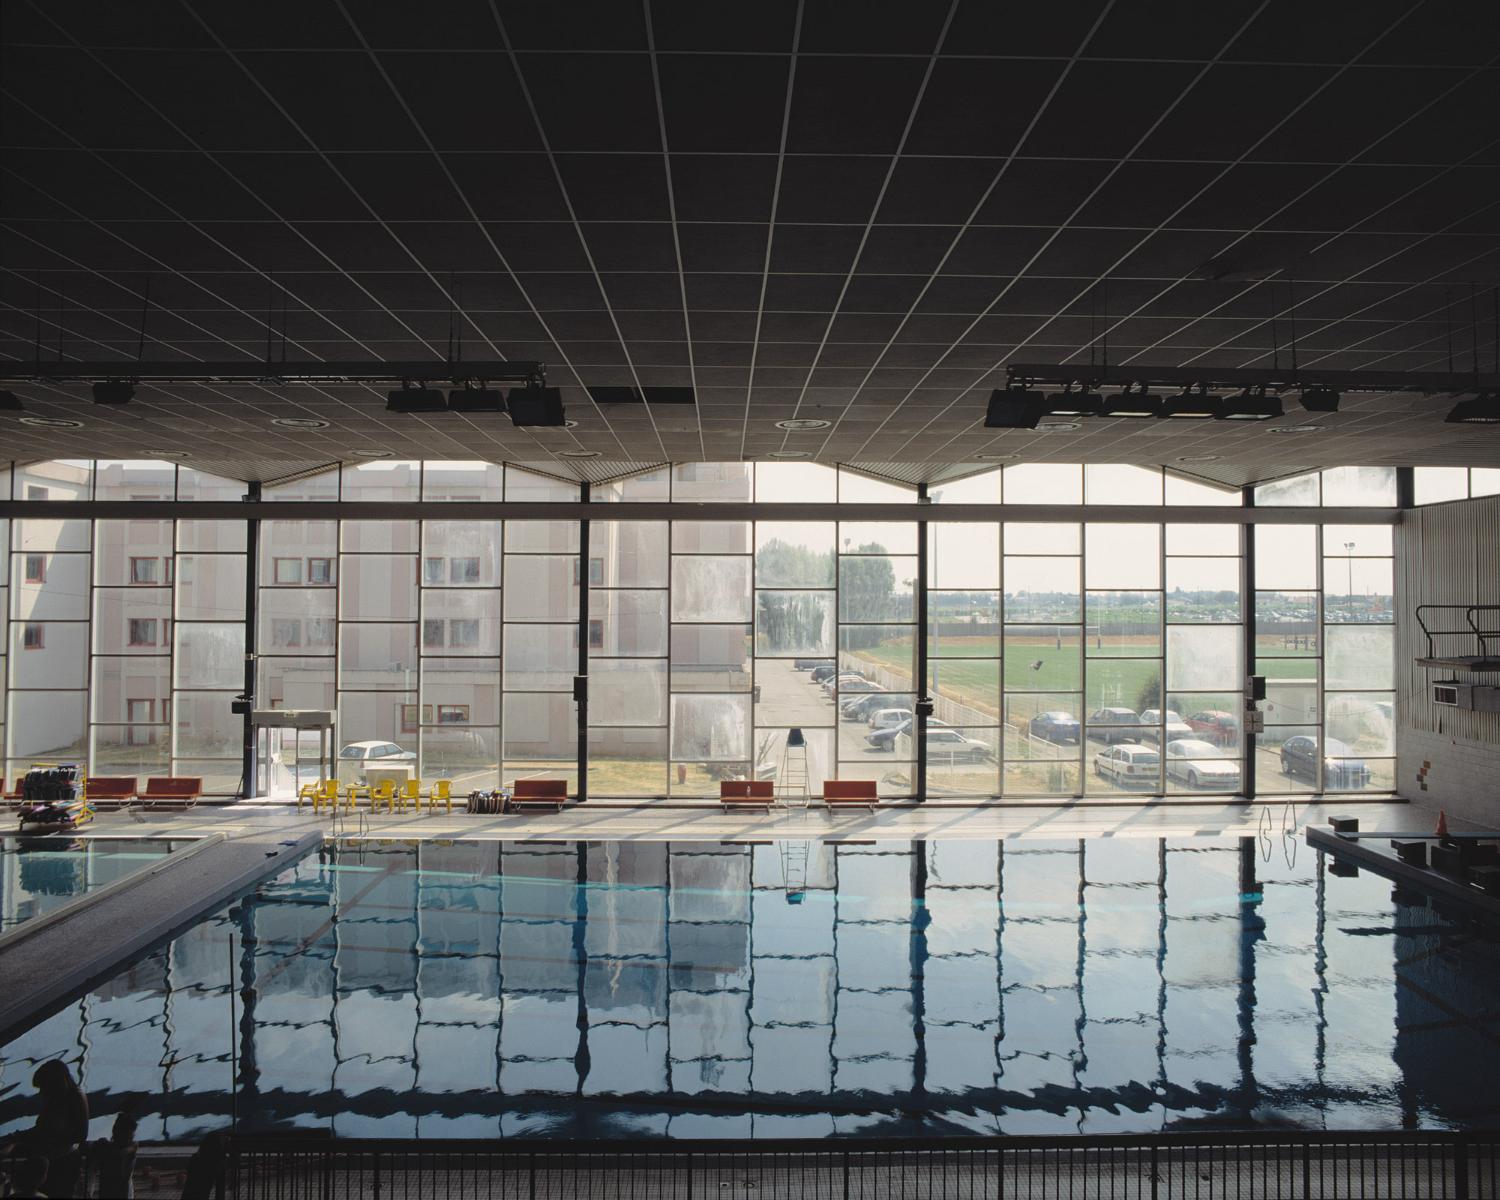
[1,836,1497,1141]
[0,836,186,934]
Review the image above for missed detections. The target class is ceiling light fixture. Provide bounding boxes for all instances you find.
[557,449,600,458]
[0,390,23,411]
[1100,383,1161,419]
[386,383,446,413]
[1266,424,1323,435]
[19,415,84,428]
[1446,393,1500,424]
[1035,420,1081,433]
[1175,454,1221,463]
[446,386,506,413]
[1159,384,1221,420]
[974,452,1018,461]
[1220,386,1283,421]
[1045,384,1104,418]
[768,450,810,458]
[145,449,190,458]
[351,449,394,458]
[775,418,832,431]
[984,386,1044,429]
[508,385,567,427]
[272,417,330,430]
[92,379,134,406]
[1299,384,1341,413]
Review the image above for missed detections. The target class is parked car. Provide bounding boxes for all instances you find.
[924,727,995,765]
[865,717,951,752]
[1280,735,1372,789]
[1164,738,1242,790]
[1088,707,1140,744]
[1028,711,1080,744]
[1186,710,1239,747]
[794,658,831,672]
[820,671,865,695]
[1137,709,1193,745]
[827,676,881,700]
[809,664,839,684]
[1094,742,1160,785]
[840,691,891,721]
[338,740,417,782]
[867,707,914,733]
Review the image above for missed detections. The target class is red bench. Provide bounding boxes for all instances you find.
[823,780,879,811]
[140,776,203,809]
[508,779,568,812]
[87,777,139,807]
[719,780,775,811]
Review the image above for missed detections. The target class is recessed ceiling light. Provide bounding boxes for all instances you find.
[1176,454,1221,463]
[272,417,330,430]
[1266,425,1323,435]
[19,415,84,428]
[145,449,190,458]
[350,449,393,458]
[1034,420,1080,433]
[768,450,810,459]
[775,418,832,431]
[974,452,1017,461]
[557,449,600,458]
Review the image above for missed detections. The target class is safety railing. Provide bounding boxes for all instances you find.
[1415,603,1500,661]
[226,1131,1498,1199]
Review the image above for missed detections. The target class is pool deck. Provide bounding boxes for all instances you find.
[56,793,1442,844]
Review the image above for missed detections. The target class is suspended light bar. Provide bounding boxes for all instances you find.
[1446,393,1500,424]
[984,386,1044,429]
[0,360,546,387]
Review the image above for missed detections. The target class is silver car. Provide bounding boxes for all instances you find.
[1165,738,1241,790]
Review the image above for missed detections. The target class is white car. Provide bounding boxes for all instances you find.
[1138,708,1193,745]
[1165,739,1242,790]
[1094,742,1160,785]
[338,740,417,781]
[867,707,914,733]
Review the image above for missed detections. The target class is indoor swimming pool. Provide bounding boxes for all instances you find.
[1,836,1496,1141]
[0,836,188,935]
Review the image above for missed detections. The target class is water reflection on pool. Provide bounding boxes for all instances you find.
[0,836,186,933]
[2,836,1497,1140]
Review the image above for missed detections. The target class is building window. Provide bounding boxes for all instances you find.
[24,554,45,583]
[22,622,44,650]
[400,704,435,733]
[423,557,445,585]
[27,485,48,500]
[271,619,302,649]
[449,619,480,648]
[273,558,303,585]
[422,619,445,649]
[574,619,605,649]
[450,557,481,583]
[437,704,470,724]
[573,557,605,585]
[307,558,333,584]
[165,558,174,586]
[128,617,158,647]
[307,618,335,648]
[129,556,159,584]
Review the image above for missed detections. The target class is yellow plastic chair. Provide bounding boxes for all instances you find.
[369,779,396,814]
[297,781,320,811]
[425,779,452,815]
[311,780,340,815]
[399,779,420,813]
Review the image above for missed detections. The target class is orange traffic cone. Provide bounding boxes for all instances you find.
[1435,810,1449,838]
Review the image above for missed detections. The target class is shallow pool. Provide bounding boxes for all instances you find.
[2,836,1497,1140]
[0,836,187,934]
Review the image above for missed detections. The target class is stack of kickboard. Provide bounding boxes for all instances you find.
[466,789,508,815]
[18,764,89,829]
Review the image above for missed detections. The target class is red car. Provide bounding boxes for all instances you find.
[1186,710,1238,748]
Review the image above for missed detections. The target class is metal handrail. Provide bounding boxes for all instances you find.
[1414,603,1500,659]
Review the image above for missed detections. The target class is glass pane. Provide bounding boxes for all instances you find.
[16,518,89,553]
[90,725,170,777]
[263,519,339,568]
[1165,522,1239,555]
[423,589,501,656]
[338,624,417,688]
[94,588,173,654]
[502,625,576,691]
[1413,467,1468,505]
[1166,558,1240,622]
[928,469,1000,504]
[503,556,578,621]
[421,725,499,790]
[754,522,836,587]
[342,461,420,499]
[591,660,668,726]
[1254,525,1317,589]
[258,658,335,710]
[1163,736,1239,793]
[596,521,668,587]
[1168,694,1242,751]
[263,472,338,501]
[1164,473,1241,506]
[1004,522,1081,555]
[1004,625,1081,691]
[338,692,417,758]
[15,552,90,619]
[506,467,580,501]
[756,461,837,503]
[1261,676,1319,726]
[1471,468,1500,497]
[1326,692,1395,756]
[1085,464,1161,505]
[422,460,504,501]
[838,625,915,684]
[176,554,246,620]
[838,693,917,762]
[505,520,580,554]
[589,727,668,796]
[669,625,752,692]
[421,521,501,585]
[341,519,418,553]
[1322,558,1393,623]
[1321,525,1393,556]
[420,658,500,725]
[929,595,999,657]
[339,555,417,621]
[174,623,243,689]
[930,524,999,589]
[670,694,750,760]
[10,621,88,688]
[838,470,914,503]
[673,521,750,554]
[1084,524,1159,589]
[755,591,834,656]
[94,519,173,584]
[1325,625,1394,690]
[1003,463,1081,504]
[839,556,917,622]
[91,656,171,722]
[173,691,240,759]
[929,660,1000,719]
[755,656,837,730]
[16,460,92,501]
[589,590,668,657]
[839,521,917,555]
[672,462,752,502]
[927,728,999,796]
[260,589,336,655]
[671,557,751,622]
[1086,592,1161,656]
[1254,472,1319,506]
[7,691,86,762]
[1086,660,1160,726]
[1003,557,1080,622]
[502,693,577,781]
[1166,625,1242,691]
[1321,466,1396,507]
[176,519,246,553]
[596,466,671,502]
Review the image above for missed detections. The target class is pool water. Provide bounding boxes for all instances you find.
[1,836,1497,1141]
[0,836,186,934]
